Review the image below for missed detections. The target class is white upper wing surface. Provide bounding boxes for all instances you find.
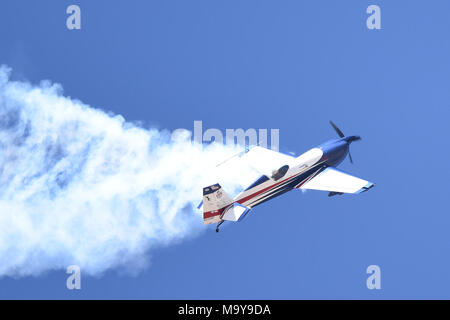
[241,146,294,177]
[300,167,374,194]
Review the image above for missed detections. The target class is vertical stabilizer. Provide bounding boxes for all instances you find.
[202,184,233,224]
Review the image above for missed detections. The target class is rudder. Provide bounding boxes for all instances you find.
[202,184,233,225]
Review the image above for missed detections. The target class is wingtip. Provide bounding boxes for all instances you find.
[356,182,375,194]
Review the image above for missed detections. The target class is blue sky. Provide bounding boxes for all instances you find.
[0,0,450,299]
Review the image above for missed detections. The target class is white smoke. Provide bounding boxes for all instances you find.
[0,66,258,277]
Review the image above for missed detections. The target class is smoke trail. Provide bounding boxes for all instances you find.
[0,66,258,277]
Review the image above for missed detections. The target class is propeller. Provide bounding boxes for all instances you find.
[329,120,345,138]
[348,151,354,164]
[329,120,359,164]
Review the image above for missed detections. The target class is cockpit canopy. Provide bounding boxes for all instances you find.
[271,165,289,181]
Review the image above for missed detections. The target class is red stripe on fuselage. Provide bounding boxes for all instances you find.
[236,170,306,205]
[204,165,324,218]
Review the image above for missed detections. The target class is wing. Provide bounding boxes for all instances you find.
[300,167,375,194]
[241,146,295,177]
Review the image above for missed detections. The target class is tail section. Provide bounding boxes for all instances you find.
[201,183,252,226]
[202,184,233,225]
[222,202,251,222]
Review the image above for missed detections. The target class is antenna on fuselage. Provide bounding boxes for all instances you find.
[215,143,260,167]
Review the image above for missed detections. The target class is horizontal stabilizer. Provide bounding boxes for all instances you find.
[221,203,251,222]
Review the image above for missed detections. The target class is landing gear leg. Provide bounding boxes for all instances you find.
[216,221,224,233]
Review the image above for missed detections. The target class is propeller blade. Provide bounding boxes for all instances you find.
[329,120,345,138]
[348,150,354,164]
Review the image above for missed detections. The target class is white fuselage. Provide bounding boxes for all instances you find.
[234,148,324,208]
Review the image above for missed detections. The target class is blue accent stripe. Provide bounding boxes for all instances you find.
[244,175,270,191]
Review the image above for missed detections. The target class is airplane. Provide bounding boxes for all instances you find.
[198,121,375,232]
